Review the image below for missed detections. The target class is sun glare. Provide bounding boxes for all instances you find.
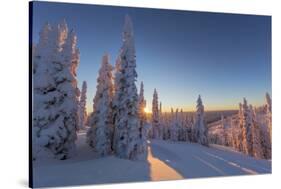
[144,107,151,113]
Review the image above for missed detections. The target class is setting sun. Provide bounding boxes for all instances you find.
[144,107,151,113]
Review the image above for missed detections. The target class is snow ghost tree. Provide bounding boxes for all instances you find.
[112,15,147,160]
[236,102,244,152]
[194,95,208,146]
[138,81,148,159]
[152,89,161,139]
[179,109,187,141]
[170,109,180,141]
[87,54,114,156]
[250,106,264,159]
[221,115,228,145]
[138,82,147,136]
[265,92,272,143]
[78,81,87,130]
[262,93,272,159]
[159,102,166,140]
[33,21,80,160]
[112,55,121,127]
[190,114,197,142]
[162,112,170,140]
[32,23,52,160]
[241,98,254,155]
[169,108,174,140]
[138,82,146,123]
[266,92,272,113]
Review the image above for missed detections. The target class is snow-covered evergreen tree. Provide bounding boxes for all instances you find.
[265,92,272,143]
[138,82,146,127]
[194,95,208,146]
[168,108,174,140]
[266,92,272,113]
[162,112,170,140]
[78,81,87,130]
[138,81,148,158]
[185,115,191,142]
[241,98,253,155]
[250,106,264,159]
[170,108,181,141]
[87,54,114,156]
[33,21,80,160]
[221,98,272,159]
[230,117,238,149]
[178,109,183,141]
[170,108,177,141]
[33,23,51,75]
[238,103,243,118]
[236,102,244,151]
[112,15,146,160]
[159,102,167,140]
[221,115,228,145]
[190,115,197,142]
[152,89,161,139]
[112,55,121,129]
[263,93,272,159]
[179,109,188,141]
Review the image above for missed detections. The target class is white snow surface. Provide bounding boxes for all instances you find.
[33,130,271,188]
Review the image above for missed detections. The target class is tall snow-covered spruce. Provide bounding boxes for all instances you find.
[240,98,253,155]
[138,81,148,159]
[265,92,272,143]
[138,82,147,137]
[194,95,208,146]
[33,21,80,160]
[262,93,272,159]
[170,109,180,141]
[87,54,114,156]
[78,81,87,129]
[152,89,161,139]
[250,105,264,159]
[112,15,147,160]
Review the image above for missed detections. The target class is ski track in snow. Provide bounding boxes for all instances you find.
[192,155,227,176]
[202,151,258,174]
[149,140,271,178]
[206,145,271,173]
[33,132,271,188]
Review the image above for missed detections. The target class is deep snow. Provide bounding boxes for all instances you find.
[33,130,271,188]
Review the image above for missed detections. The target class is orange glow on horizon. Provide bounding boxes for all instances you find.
[86,100,268,114]
[86,104,239,114]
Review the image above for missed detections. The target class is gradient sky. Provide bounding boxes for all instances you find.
[31,1,271,113]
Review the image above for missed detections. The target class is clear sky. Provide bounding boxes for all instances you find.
[31,1,271,113]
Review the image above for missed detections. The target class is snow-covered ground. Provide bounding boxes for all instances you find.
[149,140,270,178]
[33,130,271,188]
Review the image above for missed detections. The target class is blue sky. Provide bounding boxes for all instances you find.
[32,1,271,112]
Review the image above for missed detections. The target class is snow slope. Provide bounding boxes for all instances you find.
[33,131,271,188]
[150,140,271,178]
